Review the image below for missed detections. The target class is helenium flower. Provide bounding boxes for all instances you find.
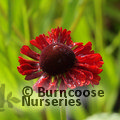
[17,27,104,92]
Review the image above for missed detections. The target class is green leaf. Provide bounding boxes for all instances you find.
[62,0,79,29]
[10,97,21,103]
[0,109,5,112]
[8,101,13,108]
[7,92,12,100]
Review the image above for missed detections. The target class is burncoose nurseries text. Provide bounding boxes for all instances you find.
[22,86,104,106]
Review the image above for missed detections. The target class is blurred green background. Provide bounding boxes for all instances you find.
[0,0,120,120]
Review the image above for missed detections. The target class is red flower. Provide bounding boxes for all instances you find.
[17,27,104,92]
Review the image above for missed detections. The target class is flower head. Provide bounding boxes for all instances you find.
[17,27,104,91]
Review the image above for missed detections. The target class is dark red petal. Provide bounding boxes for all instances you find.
[74,42,94,56]
[61,29,67,43]
[76,53,103,67]
[17,63,38,75]
[97,61,104,67]
[30,34,49,50]
[73,46,84,55]
[84,80,91,86]
[18,56,39,66]
[62,74,76,89]
[65,37,73,47]
[33,73,51,92]
[25,71,43,80]
[90,74,101,85]
[46,37,53,44]
[47,27,60,43]
[47,76,58,91]
[47,27,73,46]
[69,67,100,86]
[24,69,38,75]
[59,79,67,91]
[72,42,83,50]
[75,63,103,74]
[80,69,93,85]
[18,63,38,70]
[30,40,40,49]
[20,45,40,60]
[81,69,93,80]
[68,69,86,86]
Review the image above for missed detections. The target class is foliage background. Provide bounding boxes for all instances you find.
[0,0,120,120]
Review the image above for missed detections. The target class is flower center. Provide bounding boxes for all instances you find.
[40,43,75,75]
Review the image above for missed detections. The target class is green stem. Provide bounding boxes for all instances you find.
[94,0,104,51]
[0,4,25,42]
[22,1,30,45]
[60,105,67,120]
[118,32,120,80]
[70,0,88,33]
